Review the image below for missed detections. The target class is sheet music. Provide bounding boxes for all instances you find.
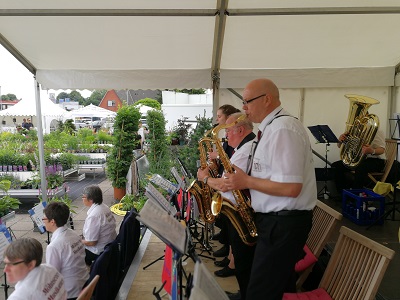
[149,174,179,194]
[136,199,187,254]
[145,183,177,215]
[171,167,185,189]
[0,228,11,258]
[28,202,47,234]
[189,261,229,300]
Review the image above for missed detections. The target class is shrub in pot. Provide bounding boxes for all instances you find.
[106,105,141,199]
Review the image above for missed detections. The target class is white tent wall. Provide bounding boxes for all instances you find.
[0,115,61,134]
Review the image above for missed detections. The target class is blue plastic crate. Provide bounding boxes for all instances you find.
[342,189,385,225]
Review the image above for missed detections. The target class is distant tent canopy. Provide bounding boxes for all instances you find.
[0,97,66,133]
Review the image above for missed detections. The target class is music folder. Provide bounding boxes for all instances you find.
[308,125,339,144]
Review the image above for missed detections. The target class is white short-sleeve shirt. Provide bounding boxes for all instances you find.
[250,107,317,213]
[46,225,89,298]
[9,264,67,300]
[83,203,117,255]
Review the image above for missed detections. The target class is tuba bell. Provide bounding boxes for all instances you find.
[340,94,380,169]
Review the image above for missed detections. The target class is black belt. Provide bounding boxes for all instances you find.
[258,210,311,216]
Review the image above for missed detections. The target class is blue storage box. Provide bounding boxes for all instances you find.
[342,189,385,225]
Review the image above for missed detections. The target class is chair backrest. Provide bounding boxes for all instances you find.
[369,139,397,183]
[319,226,395,300]
[380,139,397,182]
[307,200,343,257]
[77,275,100,300]
[296,200,343,288]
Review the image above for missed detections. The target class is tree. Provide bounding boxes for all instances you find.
[1,94,18,100]
[85,89,107,106]
[133,98,161,110]
[56,92,70,102]
[174,88,206,95]
[69,90,85,104]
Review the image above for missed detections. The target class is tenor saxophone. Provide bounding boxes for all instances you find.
[208,115,258,246]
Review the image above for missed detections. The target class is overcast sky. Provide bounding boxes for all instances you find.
[0,45,92,101]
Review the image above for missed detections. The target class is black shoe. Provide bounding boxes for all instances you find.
[225,291,241,300]
[214,257,230,267]
[213,244,229,257]
[214,266,235,277]
[211,232,221,240]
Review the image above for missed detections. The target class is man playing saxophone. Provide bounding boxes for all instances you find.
[197,112,256,300]
[222,78,317,300]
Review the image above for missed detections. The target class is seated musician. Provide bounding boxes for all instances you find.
[198,112,256,300]
[332,128,385,196]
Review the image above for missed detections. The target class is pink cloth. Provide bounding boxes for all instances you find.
[283,288,332,300]
[295,245,318,273]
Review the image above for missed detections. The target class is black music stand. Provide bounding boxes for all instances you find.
[308,125,339,199]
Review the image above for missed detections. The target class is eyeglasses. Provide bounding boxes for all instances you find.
[242,94,266,105]
[3,260,25,267]
[42,218,48,221]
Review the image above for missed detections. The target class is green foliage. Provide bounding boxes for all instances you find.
[0,94,18,100]
[134,98,161,110]
[85,89,107,106]
[146,110,172,179]
[47,194,78,214]
[106,105,141,188]
[172,117,192,144]
[0,180,21,217]
[173,88,206,95]
[56,153,79,170]
[177,112,213,177]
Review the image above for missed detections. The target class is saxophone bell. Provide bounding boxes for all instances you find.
[211,192,223,216]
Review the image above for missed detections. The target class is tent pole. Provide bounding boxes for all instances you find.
[34,78,48,203]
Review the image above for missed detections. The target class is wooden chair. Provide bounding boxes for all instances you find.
[285,226,395,300]
[77,275,100,300]
[295,200,343,290]
[367,139,397,189]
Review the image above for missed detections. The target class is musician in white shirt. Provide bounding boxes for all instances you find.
[43,202,88,300]
[81,185,117,266]
[4,237,67,300]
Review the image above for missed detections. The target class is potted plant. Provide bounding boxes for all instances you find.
[106,105,141,200]
[0,180,21,218]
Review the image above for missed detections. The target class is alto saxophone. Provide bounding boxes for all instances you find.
[186,130,219,223]
[208,116,258,246]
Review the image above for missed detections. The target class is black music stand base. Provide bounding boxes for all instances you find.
[317,143,331,200]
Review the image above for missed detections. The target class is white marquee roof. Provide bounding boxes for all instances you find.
[1,1,400,90]
[0,97,66,117]
[64,104,116,119]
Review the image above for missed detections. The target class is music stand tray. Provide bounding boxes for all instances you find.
[308,125,339,145]
[308,125,339,200]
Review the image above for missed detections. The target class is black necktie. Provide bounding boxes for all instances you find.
[257,130,262,141]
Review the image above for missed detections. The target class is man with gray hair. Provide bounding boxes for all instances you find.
[81,185,117,266]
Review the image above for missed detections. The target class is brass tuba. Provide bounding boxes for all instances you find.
[340,94,380,169]
[207,115,258,246]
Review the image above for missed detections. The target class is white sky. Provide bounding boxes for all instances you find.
[0,45,92,101]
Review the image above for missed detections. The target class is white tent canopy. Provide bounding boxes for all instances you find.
[1,1,400,91]
[0,97,66,118]
[64,104,116,120]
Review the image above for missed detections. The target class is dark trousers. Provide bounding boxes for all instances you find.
[85,248,100,266]
[228,221,255,300]
[246,211,312,300]
[332,158,385,193]
[215,213,229,245]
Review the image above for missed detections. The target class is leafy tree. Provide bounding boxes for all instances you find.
[85,89,107,106]
[174,88,206,95]
[177,111,213,177]
[56,92,70,102]
[146,109,172,179]
[69,91,85,104]
[133,98,161,110]
[1,94,18,100]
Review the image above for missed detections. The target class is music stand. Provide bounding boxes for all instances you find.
[308,125,339,199]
